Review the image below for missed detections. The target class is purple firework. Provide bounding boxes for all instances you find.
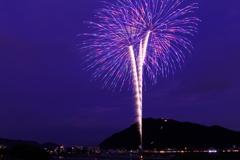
[80,0,199,148]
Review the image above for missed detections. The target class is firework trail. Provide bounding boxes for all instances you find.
[80,0,199,148]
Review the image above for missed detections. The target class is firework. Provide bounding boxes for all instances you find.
[80,0,199,148]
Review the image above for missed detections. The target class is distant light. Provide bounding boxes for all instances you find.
[208,150,217,153]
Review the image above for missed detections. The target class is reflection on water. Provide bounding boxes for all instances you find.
[52,152,240,160]
[52,157,146,160]
[53,157,139,160]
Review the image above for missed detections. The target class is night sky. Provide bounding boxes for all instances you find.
[1,0,240,147]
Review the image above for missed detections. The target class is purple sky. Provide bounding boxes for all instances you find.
[0,0,240,147]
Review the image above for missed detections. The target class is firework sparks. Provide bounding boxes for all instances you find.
[80,0,199,148]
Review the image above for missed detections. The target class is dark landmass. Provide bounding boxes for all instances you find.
[10,144,51,160]
[0,138,40,148]
[0,138,59,149]
[0,144,51,160]
[99,118,240,150]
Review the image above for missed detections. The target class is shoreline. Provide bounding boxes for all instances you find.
[52,152,240,160]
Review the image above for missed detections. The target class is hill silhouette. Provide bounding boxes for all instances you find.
[99,118,240,150]
[0,138,59,149]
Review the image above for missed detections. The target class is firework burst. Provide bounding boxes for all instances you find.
[80,0,199,148]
